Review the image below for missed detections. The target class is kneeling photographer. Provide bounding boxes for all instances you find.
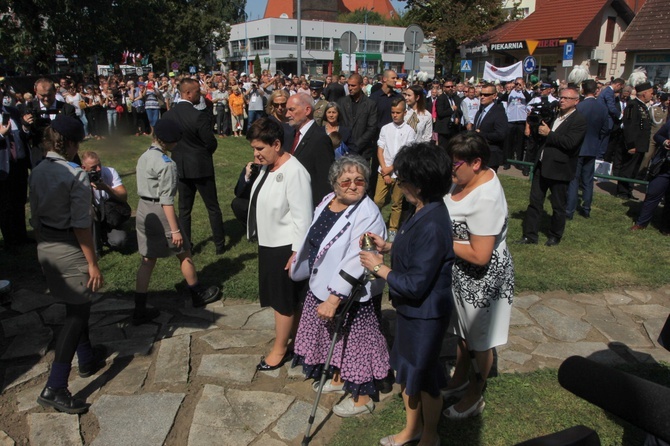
[80,151,130,252]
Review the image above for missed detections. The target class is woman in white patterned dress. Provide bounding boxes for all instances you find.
[442,132,514,420]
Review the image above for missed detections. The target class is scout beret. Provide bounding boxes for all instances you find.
[51,115,85,142]
[153,119,182,143]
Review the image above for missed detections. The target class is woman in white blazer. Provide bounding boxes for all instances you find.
[245,118,313,372]
[290,155,390,418]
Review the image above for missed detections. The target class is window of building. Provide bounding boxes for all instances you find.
[230,40,244,52]
[275,35,297,44]
[605,17,616,43]
[305,37,330,51]
[598,63,607,79]
[361,40,381,52]
[333,38,341,51]
[250,36,269,51]
[384,41,405,54]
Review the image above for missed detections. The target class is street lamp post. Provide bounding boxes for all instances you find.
[244,12,249,74]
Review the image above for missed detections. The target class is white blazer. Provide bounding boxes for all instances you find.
[291,193,387,303]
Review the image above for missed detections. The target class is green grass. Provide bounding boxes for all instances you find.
[2,134,669,446]
[330,364,670,446]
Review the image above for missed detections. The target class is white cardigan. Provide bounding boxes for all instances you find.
[291,193,387,302]
[247,156,313,251]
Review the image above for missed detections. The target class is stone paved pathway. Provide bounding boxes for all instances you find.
[1,285,669,445]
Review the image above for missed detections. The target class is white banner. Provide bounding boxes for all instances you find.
[483,61,523,82]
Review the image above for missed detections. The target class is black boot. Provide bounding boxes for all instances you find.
[38,387,88,414]
[190,285,221,308]
[132,292,160,325]
[78,345,108,378]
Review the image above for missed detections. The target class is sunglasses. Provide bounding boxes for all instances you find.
[452,160,466,172]
[272,102,287,108]
[480,92,496,97]
[338,179,366,188]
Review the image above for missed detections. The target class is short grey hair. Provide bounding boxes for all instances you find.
[328,154,371,189]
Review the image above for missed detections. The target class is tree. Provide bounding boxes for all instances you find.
[333,50,341,76]
[403,0,507,76]
[253,54,261,79]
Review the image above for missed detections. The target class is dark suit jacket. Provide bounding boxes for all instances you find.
[387,200,454,319]
[425,95,439,116]
[162,101,218,179]
[474,103,508,167]
[337,94,378,158]
[535,110,587,182]
[597,86,620,130]
[623,98,652,153]
[576,97,609,157]
[434,93,461,135]
[25,99,77,162]
[293,121,335,207]
[324,82,346,103]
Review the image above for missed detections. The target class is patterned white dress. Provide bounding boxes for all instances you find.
[444,171,514,351]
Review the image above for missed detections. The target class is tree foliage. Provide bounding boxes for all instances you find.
[333,49,341,76]
[403,0,507,75]
[337,8,409,27]
[0,0,246,75]
[253,54,261,79]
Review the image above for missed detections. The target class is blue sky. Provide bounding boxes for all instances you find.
[244,0,408,20]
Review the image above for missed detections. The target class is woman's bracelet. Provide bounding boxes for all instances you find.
[171,229,180,234]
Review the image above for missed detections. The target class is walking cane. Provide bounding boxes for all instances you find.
[452,295,483,385]
[301,270,367,446]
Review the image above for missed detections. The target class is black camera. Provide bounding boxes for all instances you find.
[250,163,261,176]
[88,170,102,184]
[527,97,557,131]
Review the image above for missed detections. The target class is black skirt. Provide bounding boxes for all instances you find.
[258,244,307,315]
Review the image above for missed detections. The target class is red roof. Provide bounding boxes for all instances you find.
[264,0,398,19]
[615,0,670,51]
[490,0,634,45]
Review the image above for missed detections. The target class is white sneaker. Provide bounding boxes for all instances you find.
[312,379,345,394]
[333,397,375,417]
[388,230,397,242]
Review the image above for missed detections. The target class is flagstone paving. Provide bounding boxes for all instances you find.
[1,286,669,445]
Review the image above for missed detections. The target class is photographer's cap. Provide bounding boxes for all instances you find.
[51,115,85,143]
[153,119,182,143]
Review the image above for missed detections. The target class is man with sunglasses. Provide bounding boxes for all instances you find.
[499,77,533,172]
[434,78,462,148]
[518,87,586,246]
[472,83,508,171]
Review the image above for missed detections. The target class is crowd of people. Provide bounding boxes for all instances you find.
[1,65,669,445]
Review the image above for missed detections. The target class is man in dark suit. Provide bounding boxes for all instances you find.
[323,75,346,103]
[162,78,226,254]
[0,83,33,249]
[597,78,624,159]
[566,80,609,219]
[518,87,587,246]
[23,78,77,165]
[434,79,461,148]
[337,74,378,159]
[472,83,508,171]
[616,81,654,199]
[286,93,335,207]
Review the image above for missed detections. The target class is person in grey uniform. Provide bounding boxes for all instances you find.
[30,115,107,414]
[132,119,221,325]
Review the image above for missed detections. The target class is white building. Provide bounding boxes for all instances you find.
[220,17,435,78]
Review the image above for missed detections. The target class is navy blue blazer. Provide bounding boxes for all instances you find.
[597,86,620,131]
[387,200,455,319]
[576,98,609,158]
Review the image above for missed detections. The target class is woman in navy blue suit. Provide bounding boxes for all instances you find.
[361,142,454,446]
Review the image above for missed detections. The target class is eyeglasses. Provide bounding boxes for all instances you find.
[480,92,496,97]
[272,102,287,108]
[338,178,366,188]
[452,160,466,172]
[559,96,579,101]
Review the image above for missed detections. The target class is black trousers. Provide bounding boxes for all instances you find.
[615,149,643,196]
[178,176,226,251]
[505,122,527,162]
[522,163,569,242]
[0,157,29,246]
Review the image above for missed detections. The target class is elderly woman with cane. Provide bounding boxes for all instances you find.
[291,155,389,418]
[442,132,514,419]
[361,141,454,446]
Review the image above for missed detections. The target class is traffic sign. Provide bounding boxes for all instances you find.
[404,25,424,51]
[189,66,196,74]
[171,61,179,70]
[340,31,358,54]
[460,60,473,73]
[523,56,537,73]
[563,42,575,61]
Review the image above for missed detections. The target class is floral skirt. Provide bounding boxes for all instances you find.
[292,291,391,399]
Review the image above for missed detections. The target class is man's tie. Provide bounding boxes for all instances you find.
[475,106,486,130]
[290,129,300,154]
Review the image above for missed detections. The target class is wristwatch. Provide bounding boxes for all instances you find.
[373,263,384,273]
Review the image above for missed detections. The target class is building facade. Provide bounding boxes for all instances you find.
[220,18,435,78]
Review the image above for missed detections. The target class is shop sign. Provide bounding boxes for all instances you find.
[490,41,525,51]
[635,54,670,64]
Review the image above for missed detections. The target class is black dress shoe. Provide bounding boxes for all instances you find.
[78,345,108,378]
[132,307,160,326]
[191,286,221,308]
[37,387,88,414]
[578,209,590,219]
[545,237,561,246]
[256,351,293,371]
[215,246,226,255]
[515,237,537,245]
[503,164,511,170]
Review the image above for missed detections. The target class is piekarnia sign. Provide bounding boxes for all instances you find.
[490,42,525,51]
[490,39,572,53]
